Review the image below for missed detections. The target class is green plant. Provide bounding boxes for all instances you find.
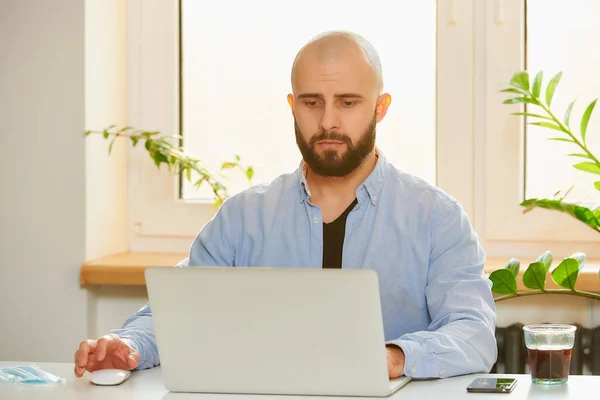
[489,250,600,302]
[85,125,254,207]
[494,72,600,302]
[500,71,599,232]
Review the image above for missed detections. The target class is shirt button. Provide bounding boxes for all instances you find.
[410,367,416,374]
[439,370,445,376]
[372,195,377,203]
[313,217,319,224]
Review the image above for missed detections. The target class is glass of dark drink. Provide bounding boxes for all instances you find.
[523,324,576,384]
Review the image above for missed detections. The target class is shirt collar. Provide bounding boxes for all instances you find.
[297,148,389,206]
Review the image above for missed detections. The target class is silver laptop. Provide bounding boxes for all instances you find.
[145,266,412,397]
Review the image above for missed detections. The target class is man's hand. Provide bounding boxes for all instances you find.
[74,334,140,377]
[386,345,405,379]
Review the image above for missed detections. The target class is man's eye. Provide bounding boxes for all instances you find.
[304,101,318,107]
[342,101,355,107]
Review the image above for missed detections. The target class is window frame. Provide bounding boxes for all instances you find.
[478,0,600,258]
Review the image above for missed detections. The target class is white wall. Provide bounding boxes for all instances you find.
[0,0,88,362]
[0,0,145,362]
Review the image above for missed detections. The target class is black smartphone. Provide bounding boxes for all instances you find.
[466,377,517,393]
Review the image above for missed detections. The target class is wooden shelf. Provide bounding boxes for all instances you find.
[80,253,600,292]
[80,252,187,286]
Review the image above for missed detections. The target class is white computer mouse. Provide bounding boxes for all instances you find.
[90,369,131,386]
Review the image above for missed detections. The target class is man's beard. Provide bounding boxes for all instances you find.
[294,115,376,177]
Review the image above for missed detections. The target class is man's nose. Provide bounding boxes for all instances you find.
[319,104,341,132]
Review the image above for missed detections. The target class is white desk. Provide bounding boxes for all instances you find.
[1,361,598,399]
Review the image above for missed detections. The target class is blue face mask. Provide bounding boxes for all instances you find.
[0,365,66,386]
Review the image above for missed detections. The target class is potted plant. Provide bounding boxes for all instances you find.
[491,71,600,301]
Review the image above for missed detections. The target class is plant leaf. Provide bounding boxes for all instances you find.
[529,121,564,131]
[152,152,168,168]
[505,258,520,278]
[194,177,206,188]
[522,261,549,290]
[212,197,223,209]
[501,88,529,95]
[551,258,580,290]
[84,130,92,136]
[595,181,600,192]
[570,204,600,229]
[548,137,575,143]
[532,71,543,98]
[520,198,600,231]
[131,136,140,147]
[511,112,553,120]
[489,269,518,295]
[246,166,254,181]
[235,155,241,161]
[221,162,237,169]
[108,136,117,154]
[569,252,587,269]
[102,130,109,139]
[510,71,530,91]
[559,186,575,200]
[185,168,192,181]
[564,98,576,127]
[545,71,562,107]
[503,97,538,105]
[580,98,598,144]
[568,153,594,160]
[536,250,553,270]
[573,162,600,175]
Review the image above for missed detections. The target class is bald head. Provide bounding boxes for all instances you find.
[291,31,383,94]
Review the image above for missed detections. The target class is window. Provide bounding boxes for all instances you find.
[481,0,600,258]
[180,0,437,200]
[525,0,600,203]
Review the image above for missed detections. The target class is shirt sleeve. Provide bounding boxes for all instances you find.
[387,198,497,378]
[109,302,158,370]
[109,197,240,369]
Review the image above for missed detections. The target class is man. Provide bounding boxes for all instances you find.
[74,30,497,380]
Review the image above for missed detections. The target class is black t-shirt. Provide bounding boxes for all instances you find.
[322,198,358,269]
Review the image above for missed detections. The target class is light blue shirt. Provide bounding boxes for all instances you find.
[110,151,497,378]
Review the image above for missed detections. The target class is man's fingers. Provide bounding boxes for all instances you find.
[96,339,107,361]
[116,341,140,370]
[76,340,96,368]
[386,350,394,378]
[96,335,116,361]
[126,348,140,369]
[74,366,84,378]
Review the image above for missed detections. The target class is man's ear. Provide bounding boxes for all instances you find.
[375,93,392,123]
[287,94,295,117]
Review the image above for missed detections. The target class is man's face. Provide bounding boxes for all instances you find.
[289,42,388,177]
